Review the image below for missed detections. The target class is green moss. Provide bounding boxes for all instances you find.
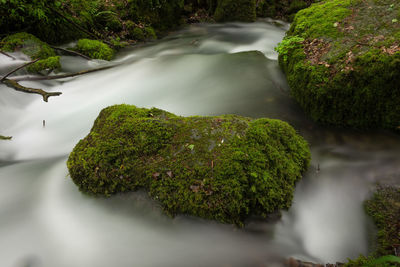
[346,255,400,267]
[144,26,157,40]
[1,32,55,59]
[95,11,123,32]
[126,21,157,41]
[345,187,400,266]
[124,0,184,32]
[288,0,352,39]
[214,0,256,22]
[364,187,400,257]
[75,39,114,60]
[26,56,61,73]
[278,0,400,131]
[275,35,305,63]
[0,32,61,73]
[131,27,146,41]
[67,105,310,226]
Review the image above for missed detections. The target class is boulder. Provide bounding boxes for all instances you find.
[276,0,400,131]
[74,39,114,60]
[67,105,310,225]
[1,32,60,73]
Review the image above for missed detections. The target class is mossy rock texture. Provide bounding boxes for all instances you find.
[345,186,400,266]
[75,39,114,60]
[67,105,310,225]
[214,0,257,22]
[1,32,60,73]
[277,0,400,131]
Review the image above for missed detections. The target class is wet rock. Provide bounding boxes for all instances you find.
[67,104,310,226]
[277,0,400,132]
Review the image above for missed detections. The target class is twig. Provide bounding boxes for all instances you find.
[0,135,12,140]
[0,58,39,82]
[51,46,91,60]
[355,41,369,46]
[12,66,114,82]
[2,78,62,102]
[0,50,16,60]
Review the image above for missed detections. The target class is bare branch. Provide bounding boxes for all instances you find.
[49,7,115,48]
[12,66,113,82]
[0,58,40,82]
[51,46,92,60]
[0,50,16,60]
[2,78,62,102]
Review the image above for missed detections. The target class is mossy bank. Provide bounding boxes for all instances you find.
[345,186,400,266]
[67,105,310,225]
[277,0,400,132]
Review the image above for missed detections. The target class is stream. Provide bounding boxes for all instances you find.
[1,20,400,267]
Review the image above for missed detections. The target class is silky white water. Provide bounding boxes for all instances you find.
[1,20,400,267]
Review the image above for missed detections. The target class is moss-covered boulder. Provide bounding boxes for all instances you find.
[67,105,310,225]
[1,32,60,73]
[277,0,400,131]
[214,0,256,22]
[74,39,114,60]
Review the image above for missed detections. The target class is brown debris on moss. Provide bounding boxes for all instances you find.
[67,105,311,226]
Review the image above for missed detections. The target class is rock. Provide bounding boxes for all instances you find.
[1,32,60,73]
[276,0,400,132]
[74,39,114,60]
[285,258,344,267]
[67,105,310,225]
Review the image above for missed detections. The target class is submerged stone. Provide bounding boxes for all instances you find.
[67,105,310,225]
[277,0,400,132]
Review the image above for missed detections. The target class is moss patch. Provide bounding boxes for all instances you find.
[1,32,61,73]
[277,0,400,131]
[365,186,400,257]
[125,21,157,41]
[75,39,114,60]
[214,0,257,22]
[67,105,310,226]
[1,32,55,59]
[26,56,61,73]
[345,186,400,266]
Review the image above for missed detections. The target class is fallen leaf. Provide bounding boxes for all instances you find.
[190,185,200,193]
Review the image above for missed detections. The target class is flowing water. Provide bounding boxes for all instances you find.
[1,20,400,267]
